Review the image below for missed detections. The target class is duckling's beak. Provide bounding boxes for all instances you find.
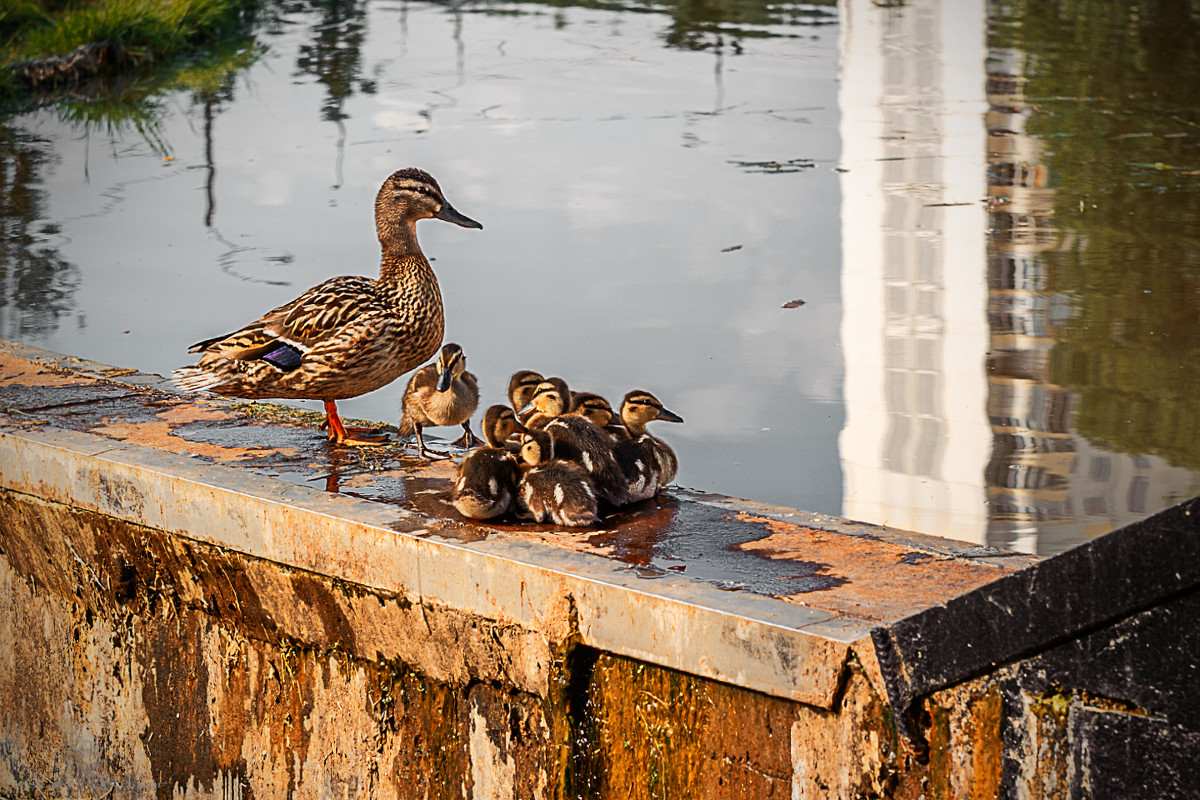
[436,366,454,392]
[435,202,483,230]
[657,407,684,423]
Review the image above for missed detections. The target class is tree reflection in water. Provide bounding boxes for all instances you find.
[0,126,81,341]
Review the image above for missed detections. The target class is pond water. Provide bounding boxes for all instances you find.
[3,0,1199,556]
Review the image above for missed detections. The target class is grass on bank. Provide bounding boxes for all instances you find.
[0,0,256,99]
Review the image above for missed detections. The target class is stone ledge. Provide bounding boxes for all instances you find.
[0,338,1036,709]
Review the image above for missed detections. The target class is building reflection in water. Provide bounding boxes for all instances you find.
[836,0,1198,556]
[838,0,992,545]
[983,45,1198,555]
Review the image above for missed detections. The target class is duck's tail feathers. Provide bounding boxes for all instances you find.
[172,367,232,394]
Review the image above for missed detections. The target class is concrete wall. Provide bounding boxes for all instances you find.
[0,487,920,799]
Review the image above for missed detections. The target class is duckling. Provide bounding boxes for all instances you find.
[516,431,599,528]
[613,390,684,501]
[544,404,631,508]
[507,370,544,425]
[567,392,613,425]
[521,377,571,431]
[173,168,482,446]
[451,405,521,520]
[398,342,480,459]
[569,392,628,441]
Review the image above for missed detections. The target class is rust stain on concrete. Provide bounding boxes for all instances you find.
[732,513,1015,621]
[0,351,103,387]
[92,402,302,463]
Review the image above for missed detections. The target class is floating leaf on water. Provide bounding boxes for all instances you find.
[782,298,806,309]
[721,244,743,253]
[1127,161,1194,171]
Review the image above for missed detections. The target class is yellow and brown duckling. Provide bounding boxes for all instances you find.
[517,431,599,528]
[173,168,482,446]
[507,370,544,425]
[612,390,684,501]
[568,392,628,441]
[451,405,521,520]
[521,377,571,431]
[399,342,480,460]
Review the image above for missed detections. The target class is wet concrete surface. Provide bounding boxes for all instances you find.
[0,340,1039,625]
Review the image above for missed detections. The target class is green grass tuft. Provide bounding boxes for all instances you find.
[2,0,257,100]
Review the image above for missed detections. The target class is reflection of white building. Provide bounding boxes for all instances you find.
[837,0,992,544]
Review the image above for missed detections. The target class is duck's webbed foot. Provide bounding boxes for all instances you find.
[323,400,390,446]
[412,428,452,461]
[451,422,481,449]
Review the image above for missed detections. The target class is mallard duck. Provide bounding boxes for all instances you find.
[516,431,599,528]
[452,404,521,520]
[173,168,482,446]
[613,390,684,501]
[521,377,571,431]
[399,342,480,459]
[507,370,544,424]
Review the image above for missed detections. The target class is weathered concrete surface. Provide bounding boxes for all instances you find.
[0,491,557,798]
[7,339,1195,798]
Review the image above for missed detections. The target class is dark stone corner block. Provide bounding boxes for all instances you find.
[871,495,1200,740]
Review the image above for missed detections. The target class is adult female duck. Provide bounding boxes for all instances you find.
[173,168,482,445]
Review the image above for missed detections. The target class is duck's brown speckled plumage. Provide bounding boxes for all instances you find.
[173,168,481,444]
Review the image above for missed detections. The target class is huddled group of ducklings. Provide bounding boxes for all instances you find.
[399,343,683,528]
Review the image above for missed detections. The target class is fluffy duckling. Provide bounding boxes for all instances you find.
[569,392,628,441]
[507,370,544,425]
[451,405,521,520]
[517,431,599,528]
[399,342,480,459]
[544,402,631,508]
[521,377,571,431]
[613,390,684,501]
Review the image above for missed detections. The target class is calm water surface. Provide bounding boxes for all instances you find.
[3,0,1198,555]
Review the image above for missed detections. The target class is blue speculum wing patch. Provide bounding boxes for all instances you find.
[262,342,304,371]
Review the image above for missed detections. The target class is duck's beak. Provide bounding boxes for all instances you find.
[657,407,684,423]
[436,201,483,230]
[436,366,454,392]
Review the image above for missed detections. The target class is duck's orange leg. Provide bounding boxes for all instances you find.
[323,400,389,446]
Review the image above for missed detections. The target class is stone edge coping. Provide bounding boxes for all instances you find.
[2,337,1036,572]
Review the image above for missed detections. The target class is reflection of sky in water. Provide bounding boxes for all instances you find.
[7,1,845,515]
[7,0,1200,557]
